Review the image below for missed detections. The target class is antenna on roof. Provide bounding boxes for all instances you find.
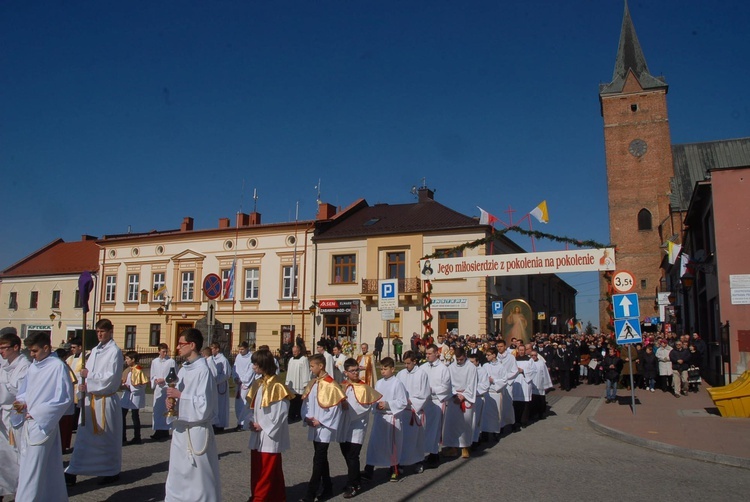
[314,179,322,205]
[410,185,418,199]
[252,188,259,213]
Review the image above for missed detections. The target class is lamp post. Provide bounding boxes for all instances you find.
[309,302,317,351]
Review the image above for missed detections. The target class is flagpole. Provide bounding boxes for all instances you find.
[228,182,245,348]
[290,201,299,347]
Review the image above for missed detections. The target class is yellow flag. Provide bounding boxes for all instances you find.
[530,200,549,224]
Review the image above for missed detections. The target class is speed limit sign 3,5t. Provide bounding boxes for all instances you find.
[612,270,635,294]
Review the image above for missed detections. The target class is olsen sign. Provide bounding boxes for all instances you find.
[419,248,616,280]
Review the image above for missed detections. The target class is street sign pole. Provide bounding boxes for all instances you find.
[627,344,636,416]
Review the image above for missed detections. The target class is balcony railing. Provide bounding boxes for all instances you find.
[361,278,422,296]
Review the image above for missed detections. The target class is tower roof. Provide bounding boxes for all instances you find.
[600,1,667,95]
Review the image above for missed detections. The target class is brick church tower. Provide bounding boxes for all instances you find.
[599,3,675,331]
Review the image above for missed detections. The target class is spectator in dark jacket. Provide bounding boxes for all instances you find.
[641,345,658,392]
[603,347,623,403]
[669,341,691,397]
[374,333,384,362]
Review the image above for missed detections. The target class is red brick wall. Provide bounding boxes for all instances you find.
[599,73,675,331]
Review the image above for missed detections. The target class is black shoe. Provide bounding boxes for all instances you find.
[213,426,225,434]
[360,467,373,481]
[415,463,424,474]
[97,474,120,485]
[235,424,243,432]
[343,486,361,499]
[65,473,77,487]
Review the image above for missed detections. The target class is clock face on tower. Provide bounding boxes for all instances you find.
[629,138,648,157]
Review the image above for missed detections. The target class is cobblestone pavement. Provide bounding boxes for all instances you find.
[59,393,748,502]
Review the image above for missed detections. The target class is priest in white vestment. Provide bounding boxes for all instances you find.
[529,349,553,420]
[510,344,536,430]
[0,327,30,498]
[66,319,124,485]
[396,351,430,471]
[420,344,452,467]
[469,352,490,445]
[150,343,176,439]
[211,343,231,430]
[285,345,310,422]
[233,342,255,429]
[12,332,73,502]
[165,329,221,502]
[442,348,478,458]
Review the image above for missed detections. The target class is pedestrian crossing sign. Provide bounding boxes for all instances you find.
[614,318,642,344]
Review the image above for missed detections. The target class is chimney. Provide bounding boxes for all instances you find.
[236,213,250,227]
[81,234,98,241]
[218,217,230,229]
[417,187,434,202]
[249,212,261,225]
[316,203,337,220]
[181,217,194,232]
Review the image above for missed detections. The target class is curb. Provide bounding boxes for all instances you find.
[587,415,750,470]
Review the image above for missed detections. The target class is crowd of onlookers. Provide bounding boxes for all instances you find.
[356,329,708,400]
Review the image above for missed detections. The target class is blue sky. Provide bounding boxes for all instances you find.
[1,1,748,327]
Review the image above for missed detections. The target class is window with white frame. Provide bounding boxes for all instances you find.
[127,274,140,302]
[8,292,18,310]
[181,271,195,301]
[152,272,165,301]
[244,268,260,300]
[282,265,298,299]
[105,275,117,302]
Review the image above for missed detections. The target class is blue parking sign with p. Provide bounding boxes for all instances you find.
[492,301,504,317]
[381,282,395,298]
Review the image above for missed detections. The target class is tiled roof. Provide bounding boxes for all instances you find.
[314,195,484,241]
[1,238,100,278]
[670,137,750,211]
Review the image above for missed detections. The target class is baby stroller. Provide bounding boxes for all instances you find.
[687,365,701,393]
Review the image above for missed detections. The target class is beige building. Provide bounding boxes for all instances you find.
[95,214,313,354]
[311,188,577,353]
[0,236,100,345]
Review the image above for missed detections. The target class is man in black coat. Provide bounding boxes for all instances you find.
[603,347,623,403]
[554,344,573,391]
[374,332,384,362]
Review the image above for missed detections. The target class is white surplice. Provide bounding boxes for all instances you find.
[232,352,255,426]
[530,358,553,395]
[150,356,176,431]
[472,364,490,442]
[336,385,372,445]
[247,385,290,453]
[66,338,123,477]
[285,356,311,394]
[212,353,231,428]
[510,358,535,402]
[301,377,341,443]
[442,360,477,448]
[365,376,407,467]
[419,360,452,455]
[396,366,430,465]
[165,357,221,502]
[0,354,30,496]
[12,353,73,502]
[486,351,518,429]
[332,353,346,383]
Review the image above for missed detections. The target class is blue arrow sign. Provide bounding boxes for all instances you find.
[613,293,640,320]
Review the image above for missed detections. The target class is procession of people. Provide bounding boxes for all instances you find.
[0,321,709,501]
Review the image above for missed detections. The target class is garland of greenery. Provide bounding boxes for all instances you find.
[422,280,434,339]
[420,226,612,261]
